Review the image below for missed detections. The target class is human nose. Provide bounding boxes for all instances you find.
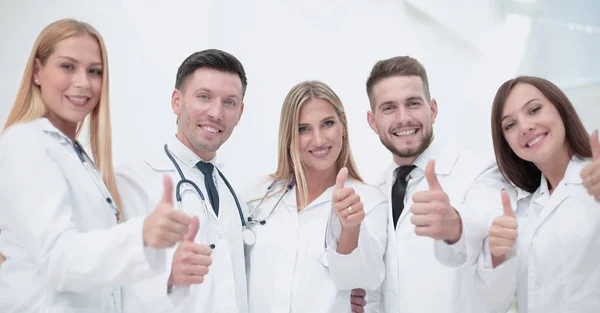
[72,69,91,89]
[519,116,535,136]
[206,99,223,121]
[313,128,326,146]
[395,105,412,124]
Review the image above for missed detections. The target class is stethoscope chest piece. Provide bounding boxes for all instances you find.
[242,228,257,246]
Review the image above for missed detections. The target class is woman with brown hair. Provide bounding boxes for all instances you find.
[475,76,600,312]
[0,19,193,312]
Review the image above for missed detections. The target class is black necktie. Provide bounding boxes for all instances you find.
[196,161,219,216]
[391,165,416,229]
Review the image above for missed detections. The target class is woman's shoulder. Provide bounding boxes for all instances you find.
[240,174,278,203]
[0,119,53,155]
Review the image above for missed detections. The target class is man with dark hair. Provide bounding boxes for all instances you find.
[117,49,249,313]
[354,56,516,313]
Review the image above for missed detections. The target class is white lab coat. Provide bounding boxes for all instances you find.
[241,175,387,313]
[367,139,514,313]
[475,157,600,313]
[116,136,248,313]
[0,118,166,313]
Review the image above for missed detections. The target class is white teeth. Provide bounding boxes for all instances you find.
[202,126,218,133]
[67,96,88,104]
[312,149,328,156]
[527,135,545,147]
[394,129,417,137]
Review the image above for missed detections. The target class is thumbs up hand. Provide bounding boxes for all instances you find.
[410,160,462,243]
[168,216,213,288]
[143,175,194,248]
[580,130,600,202]
[489,190,518,265]
[332,167,365,229]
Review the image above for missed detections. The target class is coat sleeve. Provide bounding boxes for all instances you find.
[116,162,190,311]
[472,237,518,312]
[434,164,516,267]
[0,134,165,293]
[325,186,387,291]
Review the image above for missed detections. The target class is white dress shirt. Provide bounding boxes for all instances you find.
[241,176,388,313]
[0,118,165,313]
[117,136,248,313]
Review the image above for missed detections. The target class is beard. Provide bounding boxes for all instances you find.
[380,127,433,159]
[179,109,228,154]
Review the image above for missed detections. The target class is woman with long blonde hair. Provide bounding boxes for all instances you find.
[0,19,193,313]
[241,80,387,312]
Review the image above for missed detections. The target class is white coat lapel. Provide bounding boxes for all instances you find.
[532,182,570,234]
[531,158,586,234]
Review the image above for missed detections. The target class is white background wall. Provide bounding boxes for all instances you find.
[1,0,598,190]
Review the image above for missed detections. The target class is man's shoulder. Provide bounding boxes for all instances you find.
[445,144,498,173]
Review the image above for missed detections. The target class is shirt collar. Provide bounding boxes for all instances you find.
[529,156,590,204]
[376,138,458,186]
[34,118,72,144]
[167,135,217,169]
[537,156,589,194]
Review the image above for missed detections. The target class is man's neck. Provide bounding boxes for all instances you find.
[175,133,215,162]
[393,155,419,166]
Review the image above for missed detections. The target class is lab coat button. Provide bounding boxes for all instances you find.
[218,234,223,239]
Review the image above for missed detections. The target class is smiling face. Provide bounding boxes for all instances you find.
[172,67,244,161]
[500,82,569,168]
[297,97,345,177]
[33,34,103,137]
[367,75,437,165]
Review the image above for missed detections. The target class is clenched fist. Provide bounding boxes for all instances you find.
[168,216,213,287]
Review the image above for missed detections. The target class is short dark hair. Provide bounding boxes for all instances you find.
[175,49,248,95]
[366,56,431,110]
[491,76,592,193]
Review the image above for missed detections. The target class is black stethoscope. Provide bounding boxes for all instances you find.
[245,176,332,267]
[72,140,120,223]
[163,144,254,248]
[246,177,296,227]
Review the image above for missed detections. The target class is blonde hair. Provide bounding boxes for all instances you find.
[2,19,123,220]
[271,80,363,209]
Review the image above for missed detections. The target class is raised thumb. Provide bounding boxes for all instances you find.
[185,216,200,241]
[335,167,348,190]
[425,160,441,190]
[501,189,515,217]
[161,175,174,206]
[590,130,600,160]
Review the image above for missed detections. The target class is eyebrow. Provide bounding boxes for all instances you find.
[56,56,102,67]
[500,98,540,123]
[298,115,336,126]
[194,88,241,99]
[377,96,424,109]
[406,96,424,102]
[377,100,395,109]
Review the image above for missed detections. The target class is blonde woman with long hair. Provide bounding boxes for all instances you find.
[241,81,387,312]
[0,19,194,313]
